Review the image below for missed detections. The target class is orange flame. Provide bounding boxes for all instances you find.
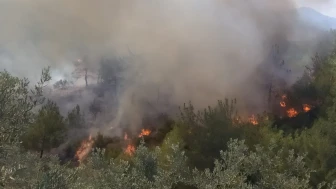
[123,129,152,156]
[75,135,94,163]
[138,129,151,137]
[125,144,135,155]
[280,94,287,107]
[248,115,258,125]
[123,132,136,156]
[303,104,311,112]
[287,108,298,118]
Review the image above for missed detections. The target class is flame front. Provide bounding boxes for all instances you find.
[287,108,298,118]
[279,94,300,118]
[248,115,258,125]
[125,144,135,155]
[280,94,287,107]
[123,129,152,156]
[123,132,135,156]
[75,135,94,163]
[303,104,311,112]
[138,129,151,137]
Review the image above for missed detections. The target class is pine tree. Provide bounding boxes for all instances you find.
[22,100,67,158]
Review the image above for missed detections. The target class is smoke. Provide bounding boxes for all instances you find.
[297,0,336,12]
[0,0,333,134]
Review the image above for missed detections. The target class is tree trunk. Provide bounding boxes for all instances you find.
[40,149,44,158]
[40,136,45,158]
[85,68,88,87]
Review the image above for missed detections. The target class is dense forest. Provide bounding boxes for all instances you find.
[0,29,336,189]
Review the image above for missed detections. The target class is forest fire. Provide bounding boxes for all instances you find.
[123,129,152,156]
[123,132,135,156]
[125,144,136,155]
[287,108,298,118]
[138,129,151,137]
[75,135,94,163]
[277,92,313,117]
[248,115,258,125]
[303,104,312,112]
[279,94,311,118]
[280,101,286,107]
[280,94,287,107]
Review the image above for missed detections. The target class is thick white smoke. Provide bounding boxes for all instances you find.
[0,0,334,134]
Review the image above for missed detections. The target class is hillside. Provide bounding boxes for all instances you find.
[1,2,336,189]
[298,7,336,30]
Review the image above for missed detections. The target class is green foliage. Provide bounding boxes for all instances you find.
[243,121,336,187]
[0,144,77,189]
[243,124,287,149]
[94,133,123,159]
[74,140,190,189]
[133,141,159,181]
[192,139,312,189]
[296,126,336,185]
[179,99,243,170]
[104,144,123,159]
[159,124,185,170]
[309,52,336,115]
[4,138,333,189]
[292,51,336,185]
[0,67,51,144]
[22,100,67,158]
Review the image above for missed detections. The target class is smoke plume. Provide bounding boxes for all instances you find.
[0,0,333,134]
